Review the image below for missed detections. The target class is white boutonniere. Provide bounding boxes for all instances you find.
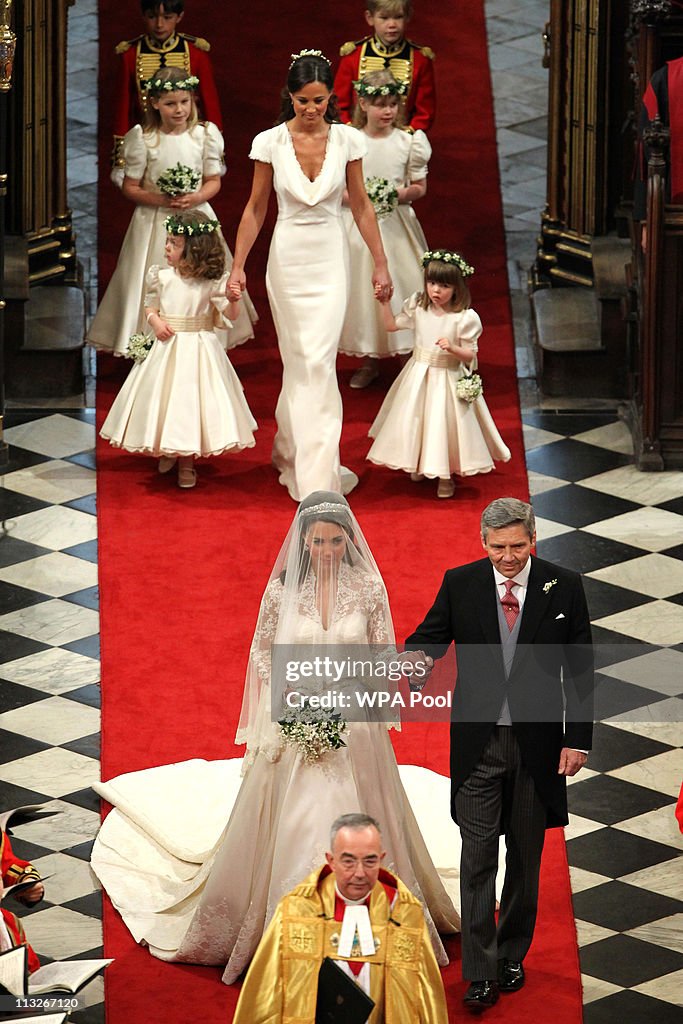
[542,579,558,594]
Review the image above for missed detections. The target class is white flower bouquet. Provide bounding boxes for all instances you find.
[126,332,155,363]
[156,163,200,198]
[279,704,347,765]
[456,371,483,403]
[365,176,399,219]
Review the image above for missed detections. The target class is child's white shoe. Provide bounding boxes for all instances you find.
[350,365,379,389]
[178,465,197,489]
[158,456,177,474]
[410,472,425,482]
[437,477,455,499]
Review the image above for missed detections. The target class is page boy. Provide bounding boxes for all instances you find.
[334,0,436,132]
[111,0,222,172]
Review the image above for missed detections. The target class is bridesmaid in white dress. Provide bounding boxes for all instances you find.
[339,70,432,387]
[87,67,257,356]
[226,50,393,501]
[91,491,462,984]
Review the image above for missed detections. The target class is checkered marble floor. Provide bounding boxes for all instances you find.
[1,408,681,1024]
[0,411,103,1023]
[525,408,683,1023]
[0,2,680,1022]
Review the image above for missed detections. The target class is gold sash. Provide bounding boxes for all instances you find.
[161,313,214,331]
[413,347,459,368]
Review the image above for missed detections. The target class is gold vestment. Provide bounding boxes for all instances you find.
[232,865,448,1024]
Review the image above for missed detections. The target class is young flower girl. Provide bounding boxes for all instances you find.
[367,249,511,497]
[339,70,431,388]
[100,212,256,488]
[88,66,256,356]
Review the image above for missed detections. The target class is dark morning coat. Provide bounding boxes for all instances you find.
[406,554,594,828]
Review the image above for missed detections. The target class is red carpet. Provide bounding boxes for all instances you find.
[96,2,582,1021]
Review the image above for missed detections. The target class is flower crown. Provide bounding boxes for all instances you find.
[289,48,331,69]
[421,249,475,277]
[143,74,200,94]
[163,215,220,236]
[353,79,408,98]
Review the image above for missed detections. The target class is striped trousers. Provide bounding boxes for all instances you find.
[454,725,547,980]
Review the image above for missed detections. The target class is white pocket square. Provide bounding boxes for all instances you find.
[555,613,565,620]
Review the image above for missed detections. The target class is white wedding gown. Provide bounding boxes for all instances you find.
[91,566,465,983]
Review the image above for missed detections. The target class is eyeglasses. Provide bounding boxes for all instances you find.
[338,856,380,869]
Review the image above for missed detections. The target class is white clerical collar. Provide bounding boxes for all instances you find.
[335,882,371,906]
[493,559,531,590]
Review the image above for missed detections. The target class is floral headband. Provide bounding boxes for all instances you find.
[143,74,199,94]
[163,215,220,236]
[353,79,408,98]
[421,249,475,277]
[289,48,331,69]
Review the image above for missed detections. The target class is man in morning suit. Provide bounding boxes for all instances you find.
[406,497,593,1012]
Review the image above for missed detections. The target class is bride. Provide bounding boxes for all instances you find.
[91,491,461,983]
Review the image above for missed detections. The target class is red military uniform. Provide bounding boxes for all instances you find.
[111,32,223,168]
[334,35,436,132]
[1,828,42,973]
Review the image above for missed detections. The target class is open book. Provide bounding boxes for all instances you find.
[0,1015,68,1024]
[0,945,112,996]
[1,875,50,901]
[0,804,56,832]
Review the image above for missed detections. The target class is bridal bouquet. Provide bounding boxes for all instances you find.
[126,332,155,363]
[279,704,347,765]
[156,163,200,198]
[365,176,398,219]
[456,371,483,403]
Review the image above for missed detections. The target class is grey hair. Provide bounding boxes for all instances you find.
[330,813,381,848]
[481,497,535,540]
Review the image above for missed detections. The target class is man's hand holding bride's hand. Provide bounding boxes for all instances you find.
[398,650,433,691]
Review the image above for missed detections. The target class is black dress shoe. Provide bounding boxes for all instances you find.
[463,980,499,1012]
[498,958,525,992]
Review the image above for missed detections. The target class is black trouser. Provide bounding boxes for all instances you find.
[455,725,547,980]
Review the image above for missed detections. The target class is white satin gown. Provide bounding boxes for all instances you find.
[339,128,431,359]
[249,123,367,500]
[87,123,257,356]
[99,266,256,457]
[368,296,512,478]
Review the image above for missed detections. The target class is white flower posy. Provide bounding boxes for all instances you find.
[365,176,399,219]
[456,373,483,403]
[279,704,347,765]
[156,163,201,198]
[542,579,558,594]
[126,333,154,363]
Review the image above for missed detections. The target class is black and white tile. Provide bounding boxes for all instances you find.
[0,412,102,1024]
[524,408,683,1020]
[1,2,681,1023]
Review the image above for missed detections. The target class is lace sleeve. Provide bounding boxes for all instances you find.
[248,579,282,684]
[366,578,391,646]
